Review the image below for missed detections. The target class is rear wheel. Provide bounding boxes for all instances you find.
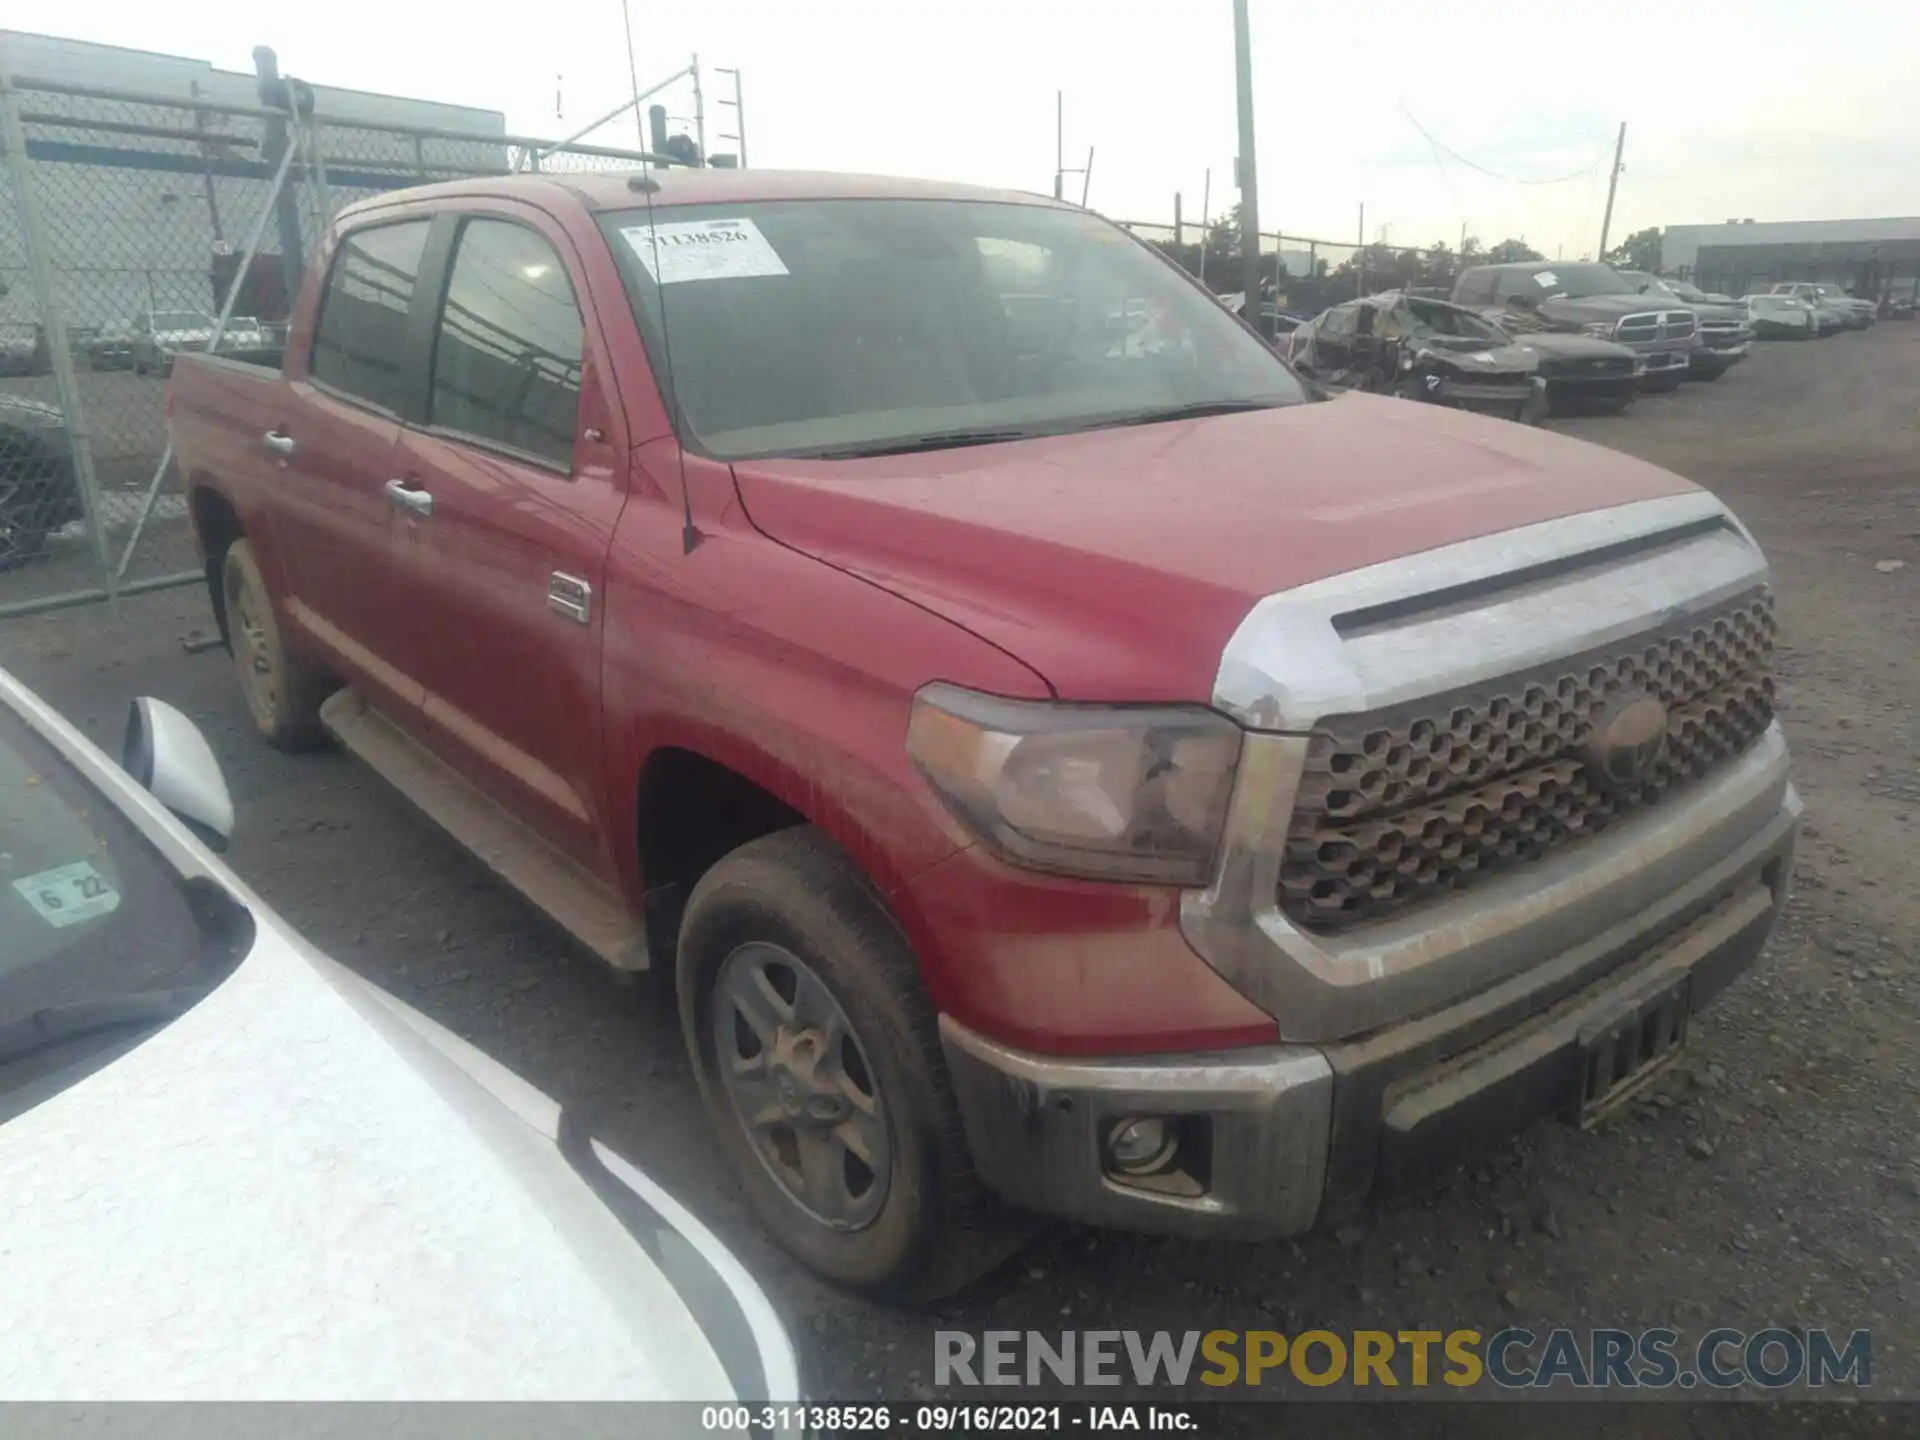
[221,538,330,750]
[678,826,1030,1302]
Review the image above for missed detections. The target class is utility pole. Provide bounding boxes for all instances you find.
[690,53,706,161]
[1054,91,1064,200]
[1597,121,1626,260]
[1231,0,1261,328]
[1080,147,1094,208]
[715,66,747,166]
[1357,202,1365,297]
[1198,167,1211,285]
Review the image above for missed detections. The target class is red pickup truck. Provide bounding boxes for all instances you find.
[167,169,1798,1301]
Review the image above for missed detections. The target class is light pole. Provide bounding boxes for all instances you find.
[1232,0,1261,327]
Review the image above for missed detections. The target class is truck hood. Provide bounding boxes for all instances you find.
[730,395,1698,704]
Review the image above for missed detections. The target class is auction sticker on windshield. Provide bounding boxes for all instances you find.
[621,218,790,285]
[12,860,120,928]
[1533,271,1559,289]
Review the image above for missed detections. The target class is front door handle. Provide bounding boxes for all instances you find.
[261,429,296,457]
[385,479,434,518]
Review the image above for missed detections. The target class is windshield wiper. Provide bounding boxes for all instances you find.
[1105,399,1284,428]
[0,986,209,1067]
[807,427,1038,459]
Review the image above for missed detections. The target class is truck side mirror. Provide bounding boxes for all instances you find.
[123,698,235,851]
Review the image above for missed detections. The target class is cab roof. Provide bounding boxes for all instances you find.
[337,167,1070,227]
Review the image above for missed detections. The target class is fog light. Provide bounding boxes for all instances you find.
[1106,1117,1177,1176]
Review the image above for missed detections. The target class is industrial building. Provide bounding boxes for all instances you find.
[1663,217,1920,304]
[0,29,508,329]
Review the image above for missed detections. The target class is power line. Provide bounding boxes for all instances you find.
[1396,101,1605,187]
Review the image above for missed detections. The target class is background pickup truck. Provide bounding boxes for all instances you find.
[167,169,1798,1302]
[1452,260,1699,391]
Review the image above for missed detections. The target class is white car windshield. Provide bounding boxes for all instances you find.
[152,312,213,330]
[601,198,1308,460]
[0,705,240,1124]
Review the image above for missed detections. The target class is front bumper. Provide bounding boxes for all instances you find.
[1692,337,1752,370]
[942,783,1798,1238]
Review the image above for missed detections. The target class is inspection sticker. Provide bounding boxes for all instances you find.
[621,217,790,285]
[12,860,120,929]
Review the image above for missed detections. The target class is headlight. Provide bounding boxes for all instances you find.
[906,684,1242,886]
[1580,321,1616,338]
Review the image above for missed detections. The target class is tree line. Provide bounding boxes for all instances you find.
[1147,206,1665,313]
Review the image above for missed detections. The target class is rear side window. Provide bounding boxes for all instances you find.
[309,220,431,412]
[428,219,585,469]
[1454,269,1495,305]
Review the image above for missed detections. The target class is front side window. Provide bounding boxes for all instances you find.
[600,198,1307,460]
[309,219,432,413]
[428,220,585,469]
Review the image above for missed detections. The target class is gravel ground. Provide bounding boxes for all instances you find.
[1,322,1915,1413]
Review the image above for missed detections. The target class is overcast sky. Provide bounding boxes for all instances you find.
[14,0,1919,260]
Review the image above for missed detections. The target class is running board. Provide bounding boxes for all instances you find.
[320,689,648,972]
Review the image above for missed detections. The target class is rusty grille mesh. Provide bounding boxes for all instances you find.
[1279,592,1776,933]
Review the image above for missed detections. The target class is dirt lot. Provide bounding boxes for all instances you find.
[2,322,1916,1407]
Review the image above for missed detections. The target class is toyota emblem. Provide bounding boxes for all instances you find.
[1583,692,1669,790]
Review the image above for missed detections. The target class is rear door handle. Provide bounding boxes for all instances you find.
[261,429,296,457]
[384,479,434,517]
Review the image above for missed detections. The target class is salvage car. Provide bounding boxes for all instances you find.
[167,170,1798,1302]
[1453,261,1698,391]
[0,394,80,570]
[0,666,802,1401]
[1743,293,1818,339]
[1285,292,1548,423]
[1615,270,1753,379]
[131,310,274,376]
[84,323,137,371]
[1768,282,1875,329]
[0,321,51,378]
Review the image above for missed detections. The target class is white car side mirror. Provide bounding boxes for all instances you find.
[122,698,235,851]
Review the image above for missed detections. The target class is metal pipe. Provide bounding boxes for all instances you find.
[1197,167,1211,285]
[524,65,691,165]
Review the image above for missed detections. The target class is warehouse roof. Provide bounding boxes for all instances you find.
[1664,217,1920,270]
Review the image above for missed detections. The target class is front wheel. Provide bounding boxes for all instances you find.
[678,827,1028,1302]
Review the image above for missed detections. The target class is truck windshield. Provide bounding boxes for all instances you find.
[1527,263,1636,299]
[600,198,1307,460]
[0,700,240,1126]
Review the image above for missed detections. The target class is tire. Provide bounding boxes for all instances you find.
[677,826,1031,1302]
[220,537,331,750]
[1642,373,1684,395]
[1694,364,1729,382]
[0,440,67,571]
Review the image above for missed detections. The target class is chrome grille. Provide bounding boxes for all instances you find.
[1278,592,1777,934]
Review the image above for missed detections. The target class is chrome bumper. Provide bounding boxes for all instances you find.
[941,785,1797,1238]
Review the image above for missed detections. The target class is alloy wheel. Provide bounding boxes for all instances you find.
[712,941,892,1231]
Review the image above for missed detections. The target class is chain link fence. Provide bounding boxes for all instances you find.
[0,68,653,621]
